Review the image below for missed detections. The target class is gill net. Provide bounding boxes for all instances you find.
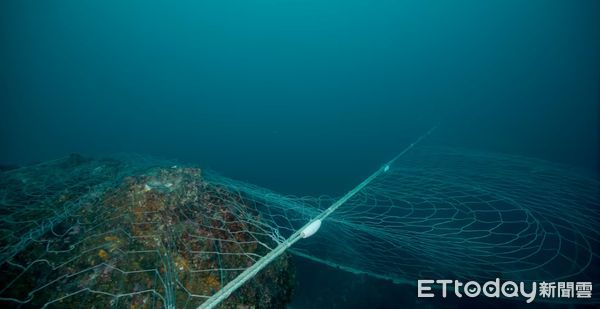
[0,145,598,307]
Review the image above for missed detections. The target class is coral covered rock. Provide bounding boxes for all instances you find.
[0,156,294,308]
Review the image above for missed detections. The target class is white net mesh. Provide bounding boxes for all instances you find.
[1,146,598,307]
[0,155,295,308]
[292,147,599,292]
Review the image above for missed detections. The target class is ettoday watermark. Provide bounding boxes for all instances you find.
[417,279,593,303]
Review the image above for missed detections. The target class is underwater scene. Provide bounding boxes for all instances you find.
[1,1,598,308]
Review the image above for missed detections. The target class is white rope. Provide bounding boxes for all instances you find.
[198,126,437,309]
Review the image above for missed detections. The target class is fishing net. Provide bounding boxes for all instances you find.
[0,154,295,308]
[0,146,598,308]
[292,147,600,291]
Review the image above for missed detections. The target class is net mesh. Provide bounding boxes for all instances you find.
[0,154,295,308]
[0,147,598,307]
[291,147,599,301]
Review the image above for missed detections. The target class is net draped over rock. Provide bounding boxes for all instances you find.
[0,155,294,308]
[1,147,599,307]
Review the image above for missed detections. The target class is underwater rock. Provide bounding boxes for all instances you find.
[0,157,294,308]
